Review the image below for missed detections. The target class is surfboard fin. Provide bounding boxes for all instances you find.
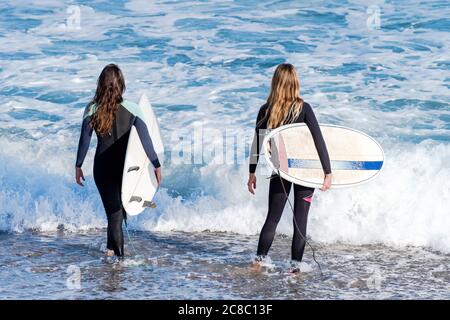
[127,166,140,172]
[143,201,157,209]
[130,196,142,203]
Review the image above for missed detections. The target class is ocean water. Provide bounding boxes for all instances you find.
[0,0,449,299]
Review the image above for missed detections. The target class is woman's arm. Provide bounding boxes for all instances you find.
[133,116,161,169]
[75,116,93,186]
[248,106,267,194]
[75,116,93,168]
[303,103,332,175]
[249,130,260,174]
[249,106,267,174]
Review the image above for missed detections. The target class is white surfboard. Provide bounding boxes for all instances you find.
[262,123,384,188]
[121,94,164,216]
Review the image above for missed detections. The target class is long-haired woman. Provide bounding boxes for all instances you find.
[75,64,162,260]
[248,63,332,273]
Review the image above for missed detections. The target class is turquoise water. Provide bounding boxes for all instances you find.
[0,0,449,299]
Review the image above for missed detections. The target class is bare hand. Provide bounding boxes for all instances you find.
[75,167,85,186]
[320,173,332,191]
[247,173,257,195]
[155,167,162,186]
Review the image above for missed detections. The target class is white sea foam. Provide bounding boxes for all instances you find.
[0,0,448,254]
[132,141,450,253]
[1,134,448,253]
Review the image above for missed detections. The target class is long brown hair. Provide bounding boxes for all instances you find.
[90,64,126,135]
[264,63,303,129]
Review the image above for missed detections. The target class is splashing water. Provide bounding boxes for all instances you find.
[0,0,449,299]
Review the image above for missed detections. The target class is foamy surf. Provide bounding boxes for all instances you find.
[0,231,448,299]
[0,0,448,299]
[1,138,449,253]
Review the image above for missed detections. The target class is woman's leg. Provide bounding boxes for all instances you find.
[93,129,129,259]
[256,175,292,257]
[106,208,125,257]
[291,185,314,262]
[106,224,113,254]
[94,161,126,259]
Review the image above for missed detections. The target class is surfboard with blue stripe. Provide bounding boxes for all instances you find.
[288,159,383,170]
[262,123,385,189]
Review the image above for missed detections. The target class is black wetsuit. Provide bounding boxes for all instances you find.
[76,103,160,258]
[249,102,331,262]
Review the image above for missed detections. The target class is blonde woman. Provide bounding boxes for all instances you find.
[248,63,332,273]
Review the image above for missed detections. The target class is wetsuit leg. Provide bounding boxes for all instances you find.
[94,165,126,257]
[93,132,129,258]
[106,208,125,257]
[291,184,314,262]
[106,223,112,251]
[95,175,125,257]
[256,175,292,257]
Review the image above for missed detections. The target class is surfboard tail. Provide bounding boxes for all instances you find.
[270,135,288,172]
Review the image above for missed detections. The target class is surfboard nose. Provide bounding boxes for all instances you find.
[138,93,150,107]
[269,135,289,172]
[263,123,384,189]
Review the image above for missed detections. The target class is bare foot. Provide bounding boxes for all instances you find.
[288,267,301,276]
[288,262,301,275]
[106,249,114,257]
[250,261,263,273]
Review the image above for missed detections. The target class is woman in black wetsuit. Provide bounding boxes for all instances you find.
[248,63,332,273]
[75,64,162,260]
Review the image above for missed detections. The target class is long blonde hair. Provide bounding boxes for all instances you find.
[264,63,303,129]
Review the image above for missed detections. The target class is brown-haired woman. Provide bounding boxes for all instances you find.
[75,64,162,260]
[248,63,332,273]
